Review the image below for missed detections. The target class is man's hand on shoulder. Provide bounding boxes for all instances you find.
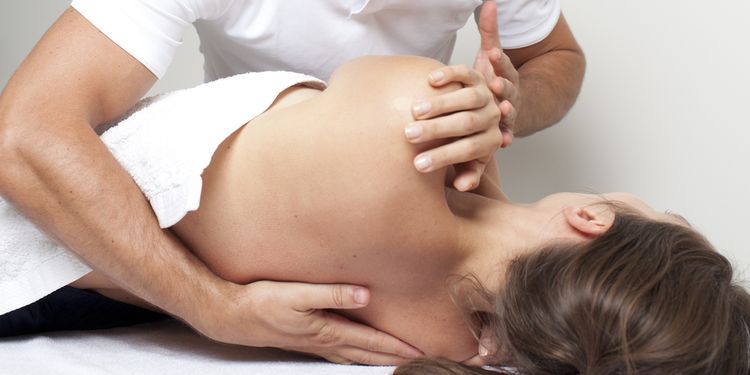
[193,280,423,365]
[403,2,511,193]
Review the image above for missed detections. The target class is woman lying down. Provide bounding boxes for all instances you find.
[6,56,750,374]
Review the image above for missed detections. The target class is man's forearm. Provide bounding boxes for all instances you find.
[514,48,586,137]
[0,112,222,326]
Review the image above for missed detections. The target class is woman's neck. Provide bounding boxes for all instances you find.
[446,188,554,292]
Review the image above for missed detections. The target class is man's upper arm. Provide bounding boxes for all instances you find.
[1,7,157,131]
[504,13,584,69]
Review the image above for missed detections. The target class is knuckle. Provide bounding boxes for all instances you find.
[495,79,506,95]
[418,121,434,139]
[456,64,470,76]
[315,322,340,346]
[482,90,493,104]
[433,96,446,112]
[469,68,485,82]
[466,89,482,106]
[463,112,479,133]
[367,333,385,353]
[509,107,518,121]
[432,149,449,168]
[492,133,503,149]
[465,139,481,158]
[494,122,505,136]
[331,286,346,307]
[491,108,502,124]
[496,52,507,64]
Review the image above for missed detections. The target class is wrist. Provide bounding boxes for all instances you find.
[184,277,243,336]
[188,281,268,348]
[136,231,231,330]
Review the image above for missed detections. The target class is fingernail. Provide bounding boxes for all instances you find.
[429,70,444,82]
[412,101,431,116]
[404,124,422,140]
[414,155,432,171]
[353,288,368,305]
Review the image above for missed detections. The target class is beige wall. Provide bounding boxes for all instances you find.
[2,1,749,278]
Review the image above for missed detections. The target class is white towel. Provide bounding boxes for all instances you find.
[0,71,325,315]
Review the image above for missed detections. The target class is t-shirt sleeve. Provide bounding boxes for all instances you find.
[484,0,562,49]
[70,0,234,78]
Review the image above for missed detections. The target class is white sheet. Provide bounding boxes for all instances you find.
[0,319,395,374]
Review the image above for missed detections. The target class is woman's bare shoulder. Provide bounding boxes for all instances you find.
[310,55,462,235]
[325,56,455,97]
[329,55,445,83]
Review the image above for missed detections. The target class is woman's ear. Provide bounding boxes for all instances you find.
[562,205,613,237]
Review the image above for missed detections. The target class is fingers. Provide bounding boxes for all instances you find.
[412,87,493,122]
[406,109,498,143]
[425,64,485,90]
[289,283,370,312]
[319,312,423,358]
[478,1,500,51]
[489,47,514,80]
[487,71,517,104]
[319,354,355,365]
[452,161,485,192]
[300,311,424,363]
[321,347,413,366]
[490,77,519,146]
[500,129,513,148]
[413,128,502,173]
[499,100,516,147]
[240,281,424,365]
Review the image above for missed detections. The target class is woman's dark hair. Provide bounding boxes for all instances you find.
[395,211,750,374]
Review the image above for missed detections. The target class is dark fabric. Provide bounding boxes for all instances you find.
[0,286,169,337]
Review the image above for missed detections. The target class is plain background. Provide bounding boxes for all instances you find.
[2,1,749,279]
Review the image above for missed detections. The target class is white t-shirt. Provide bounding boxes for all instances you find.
[71,0,560,81]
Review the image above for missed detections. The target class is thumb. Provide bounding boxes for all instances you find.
[291,283,371,312]
[478,1,501,51]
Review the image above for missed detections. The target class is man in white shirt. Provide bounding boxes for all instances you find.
[0,0,584,365]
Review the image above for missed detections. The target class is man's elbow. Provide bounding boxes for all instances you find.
[0,105,26,196]
[0,99,53,197]
[0,98,20,162]
[568,47,586,105]
[554,46,587,119]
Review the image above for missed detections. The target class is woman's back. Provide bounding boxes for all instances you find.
[171,56,479,360]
